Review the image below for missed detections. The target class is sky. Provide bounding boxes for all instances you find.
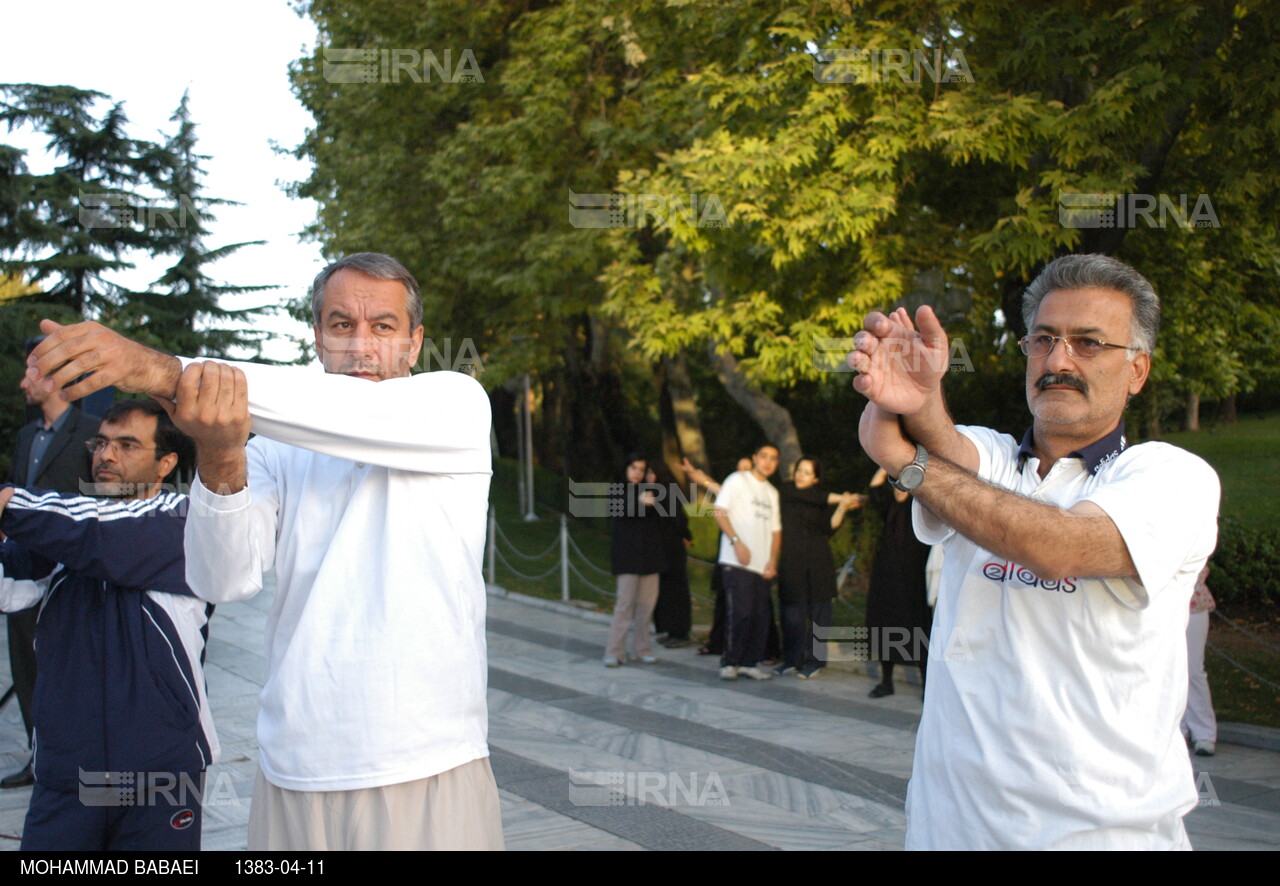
[1,0,327,360]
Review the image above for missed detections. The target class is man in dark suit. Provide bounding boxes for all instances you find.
[2,356,100,789]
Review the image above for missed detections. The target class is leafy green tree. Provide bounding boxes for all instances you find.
[290,0,1280,484]
[600,0,1280,438]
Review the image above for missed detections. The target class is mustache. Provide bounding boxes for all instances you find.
[1036,372,1088,394]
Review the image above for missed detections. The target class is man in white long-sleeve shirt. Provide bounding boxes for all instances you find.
[24,253,503,851]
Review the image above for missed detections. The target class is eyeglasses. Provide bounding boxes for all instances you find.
[1018,334,1140,359]
[85,436,157,456]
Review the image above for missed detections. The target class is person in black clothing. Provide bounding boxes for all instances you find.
[648,461,694,647]
[777,457,862,678]
[865,467,933,697]
[604,454,670,666]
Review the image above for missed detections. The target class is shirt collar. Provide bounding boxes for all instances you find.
[1017,421,1127,475]
[41,407,73,434]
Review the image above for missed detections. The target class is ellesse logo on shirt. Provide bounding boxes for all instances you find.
[982,560,1077,593]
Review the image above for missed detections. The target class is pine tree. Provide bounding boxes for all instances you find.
[0,84,274,358]
[114,92,276,357]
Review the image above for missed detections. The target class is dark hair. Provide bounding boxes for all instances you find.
[1023,254,1160,355]
[621,452,648,480]
[794,456,822,481]
[754,443,779,456]
[310,252,423,329]
[100,400,192,482]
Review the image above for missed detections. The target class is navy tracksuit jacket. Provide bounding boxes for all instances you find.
[0,487,217,798]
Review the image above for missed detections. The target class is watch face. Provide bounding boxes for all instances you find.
[899,463,925,491]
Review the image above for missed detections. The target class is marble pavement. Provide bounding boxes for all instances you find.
[1,580,1278,851]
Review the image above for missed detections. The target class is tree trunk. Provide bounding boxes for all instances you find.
[1220,394,1237,424]
[1184,390,1200,431]
[490,381,519,460]
[708,341,802,475]
[659,352,708,478]
[538,373,561,474]
[1142,383,1163,439]
[561,315,636,480]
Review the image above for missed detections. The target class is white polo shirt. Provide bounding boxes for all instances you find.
[907,423,1219,850]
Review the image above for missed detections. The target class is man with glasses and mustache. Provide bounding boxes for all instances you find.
[850,254,1219,850]
[0,400,216,850]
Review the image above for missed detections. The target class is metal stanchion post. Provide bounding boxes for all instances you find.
[560,513,570,602]
[487,507,496,585]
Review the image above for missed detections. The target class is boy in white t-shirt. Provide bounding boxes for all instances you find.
[712,444,782,681]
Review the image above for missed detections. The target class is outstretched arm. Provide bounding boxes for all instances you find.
[29,321,491,475]
[27,320,181,402]
[681,458,722,496]
[0,485,190,594]
[857,403,1135,581]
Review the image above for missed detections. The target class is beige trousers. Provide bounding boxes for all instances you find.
[247,757,505,851]
[605,573,659,660]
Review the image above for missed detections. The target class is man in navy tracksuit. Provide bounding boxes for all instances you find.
[0,399,218,850]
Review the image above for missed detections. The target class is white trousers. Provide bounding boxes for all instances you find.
[1182,611,1217,743]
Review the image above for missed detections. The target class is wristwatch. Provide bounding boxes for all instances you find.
[888,444,928,493]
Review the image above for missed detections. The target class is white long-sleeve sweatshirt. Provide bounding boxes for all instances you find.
[182,361,492,791]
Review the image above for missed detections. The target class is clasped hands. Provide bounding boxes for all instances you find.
[848,306,949,473]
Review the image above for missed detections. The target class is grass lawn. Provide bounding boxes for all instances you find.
[1159,412,1280,527]
[1159,413,1280,729]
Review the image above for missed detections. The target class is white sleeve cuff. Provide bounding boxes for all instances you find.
[190,473,252,513]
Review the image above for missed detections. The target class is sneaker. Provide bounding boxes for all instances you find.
[737,666,773,681]
[603,657,620,668]
[719,665,739,680]
[638,655,658,664]
[774,665,797,676]
[796,666,821,679]
[1193,740,1216,756]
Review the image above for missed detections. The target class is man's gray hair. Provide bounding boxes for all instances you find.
[1022,254,1160,354]
[310,252,424,329]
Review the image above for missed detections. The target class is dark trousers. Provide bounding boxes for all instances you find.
[653,562,691,640]
[706,564,781,657]
[781,599,832,671]
[22,771,205,851]
[6,606,38,746]
[720,567,772,668]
